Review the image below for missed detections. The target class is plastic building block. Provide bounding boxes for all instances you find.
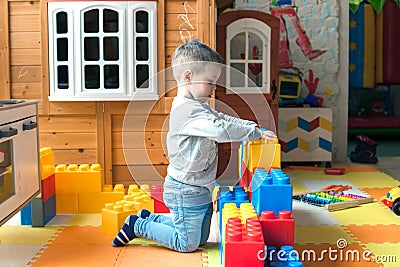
[265,245,303,266]
[77,186,125,213]
[101,202,137,235]
[224,217,265,267]
[259,210,294,249]
[151,185,170,213]
[56,193,78,214]
[217,186,250,236]
[21,203,32,225]
[31,197,45,227]
[43,195,56,225]
[55,164,102,194]
[40,147,55,180]
[251,168,292,216]
[41,173,55,202]
[220,202,259,265]
[239,138,281,187]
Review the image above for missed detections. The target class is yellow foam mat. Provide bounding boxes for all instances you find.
[330,202,398,226]
[0,226,60,244]
[68,213,102,226]
[295,225,356,245]
[362,243,400,267]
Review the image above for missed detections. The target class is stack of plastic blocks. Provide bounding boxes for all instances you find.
[251,168,292,216]
[216,186,250,236]
[101,184,154,235]
[221,203,264,267]
[21,147,56,226]
[151,184,169,213]
[238,137,281,187]
[55,164,125,213]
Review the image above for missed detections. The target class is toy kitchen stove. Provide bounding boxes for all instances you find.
[0,100,40,226]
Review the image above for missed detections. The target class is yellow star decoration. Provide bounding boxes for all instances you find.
[349,41,357,51]
[349,63,356,72]
[349,20,357,29]
[324,87,333,97]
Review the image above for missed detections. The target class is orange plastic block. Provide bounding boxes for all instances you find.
[40,147,55,180]
[55,164,102,194]
[102,202,137,235]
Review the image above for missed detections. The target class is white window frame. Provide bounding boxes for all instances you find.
[226,18,271,94]
[48,1,158,101]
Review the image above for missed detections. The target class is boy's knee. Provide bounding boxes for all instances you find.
[176,242,199,253]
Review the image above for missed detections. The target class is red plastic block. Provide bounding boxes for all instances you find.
[259,210,294,249]
[224,217,264,267]
[151,185,169,213]
[41,174,56,202]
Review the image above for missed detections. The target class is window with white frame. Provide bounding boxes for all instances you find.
[226,18,271,94]
[48,1,157,101]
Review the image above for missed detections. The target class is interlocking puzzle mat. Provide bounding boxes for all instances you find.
[283,166,400,267]
[0,165,399,266]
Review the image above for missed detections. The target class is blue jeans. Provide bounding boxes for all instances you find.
[134,175,214,252]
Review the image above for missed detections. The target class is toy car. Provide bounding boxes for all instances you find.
[381,185,400,216]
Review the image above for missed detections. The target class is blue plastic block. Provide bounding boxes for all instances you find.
[21,203,32,225]
[44,195,56,224]
[251,169,292,216]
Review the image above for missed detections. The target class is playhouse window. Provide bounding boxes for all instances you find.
[226,18,271,94]
[48,1,158,101]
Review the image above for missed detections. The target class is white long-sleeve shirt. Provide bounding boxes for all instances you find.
[166,96,262,191]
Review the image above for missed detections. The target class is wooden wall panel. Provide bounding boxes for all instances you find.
[10,48,41,65]
[113,165,167,187]
[38,116,97,133]
[52,149,98,165]
[11,66,41,82]
[11,83,42,99]
[39,133,98,149]
[9,14,40,32]
[49,102,97,115]
[112,131,166,149]
[9,32,41,49]
[9,1,40,16]
[166,0,197,14]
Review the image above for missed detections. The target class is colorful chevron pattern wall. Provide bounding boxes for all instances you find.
[278,108,332,162]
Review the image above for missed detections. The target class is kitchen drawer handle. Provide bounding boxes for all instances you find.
[0,128,18,138]
[23,121,38,131]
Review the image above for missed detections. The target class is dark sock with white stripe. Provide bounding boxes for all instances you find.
[112,215,138,247]
[137,209,151,219]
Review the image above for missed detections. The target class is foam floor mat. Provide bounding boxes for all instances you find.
[0,166,399,266]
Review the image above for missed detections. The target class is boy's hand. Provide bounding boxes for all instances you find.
[261,130,277,140]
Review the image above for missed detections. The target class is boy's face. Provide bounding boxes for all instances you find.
[188,65,221,102]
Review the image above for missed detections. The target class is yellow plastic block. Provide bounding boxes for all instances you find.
[102,203,137,235]
[56,193,78,214]
[78,191,125,213]
[40,147,55,180]
[55,164,102,194]
[244,138,281,172]
[123,190,154,213]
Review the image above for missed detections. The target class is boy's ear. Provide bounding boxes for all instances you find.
[183,70,192,83]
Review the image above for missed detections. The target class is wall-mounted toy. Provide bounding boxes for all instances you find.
[381,185,400,216]
[293,189,374,211]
